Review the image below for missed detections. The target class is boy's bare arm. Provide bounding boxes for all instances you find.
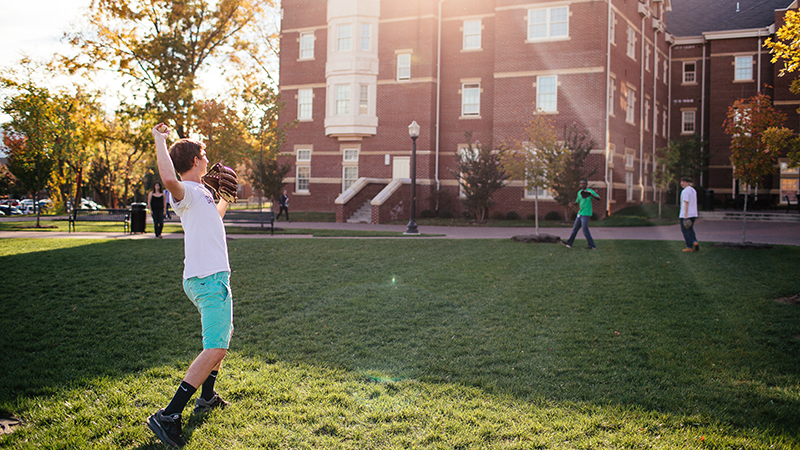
[216,198,228,218]
[152,124,185,201]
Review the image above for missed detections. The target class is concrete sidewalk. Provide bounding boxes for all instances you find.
[1,219,798,246]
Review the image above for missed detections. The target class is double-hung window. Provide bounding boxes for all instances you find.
[462,83,480,116]
[342,148,359,192]
[735,56,753,81]
[626,26,636,59]
[337,24,352,51]
[683,61,696,83]
[359,85,369,115]
[296,149,311,193]
[682,110,696,134]
[536,75,557,113]
[299,32,314,60]
[528,6,569,41]
[463,19,481,50]
[297,88,313,121]
[361,24,371,51]
[626,87,636,124]
[397,53,411,81]
[335,84,350,115]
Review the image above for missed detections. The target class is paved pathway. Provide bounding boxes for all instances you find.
[1,216,798,246]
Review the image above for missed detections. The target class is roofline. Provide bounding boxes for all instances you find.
[703,25,774,40]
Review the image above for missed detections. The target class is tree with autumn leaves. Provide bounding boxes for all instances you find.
[722,92,786,242]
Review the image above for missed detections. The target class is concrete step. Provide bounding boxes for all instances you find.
[699,211,800,223]
[346,201,372,223]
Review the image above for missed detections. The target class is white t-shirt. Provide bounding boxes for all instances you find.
[680,185,698,219]
[171,181,230,279]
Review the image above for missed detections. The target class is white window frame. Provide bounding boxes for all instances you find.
[463,19,482,50]
[342,166,358,192]
[343,148,359,162]
[296,166,310,193]
[337,24,352,52]
[359,84,369,115]
[335,84,350,115]
[626,87,636,124]
[527,6,569,41]
[735,55,753,81]
[625,171,634,201]
[683,61,696,84]
[397,53,411,81]
[644,100,650,130]
[625,153,634,168]
[296,148,311,162]
[645,46,651,71]
[662,109,668,137]
[779,159,800,202]
[608,76,616,116]
[681,110,696,134]
[626,26,636,60]
[461,83,480,116]
[299,31,315,60]
[610,11,616,45]
[297,88,313,121]
[536,75,558,113]
[663,60,668,84]
[361,24,371,51]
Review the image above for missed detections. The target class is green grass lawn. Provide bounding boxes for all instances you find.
[1,238,799,449]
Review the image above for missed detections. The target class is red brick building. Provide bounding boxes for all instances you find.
[666,0,799,209]
[276,0,672,222]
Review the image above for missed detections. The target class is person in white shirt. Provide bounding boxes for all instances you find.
[679,177,700,253]
[146,124,232,448]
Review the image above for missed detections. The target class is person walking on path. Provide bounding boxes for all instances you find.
[147,124,233,448]
[561,180,600,249]
[679,176,700,252]
[276,189,290,222]
[148,182,167,238]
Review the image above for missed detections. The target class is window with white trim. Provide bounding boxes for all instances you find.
[625,153,634,168]
[343,148,359,162]
[462,83,480,116]
[663,60,668,84]
[645,46,651,71]
[735,55,753,81]
[662,109,668,137]
[297,88,313,121]
[296,166,310,193]
[528,6,569,41]
[608,76,616,115]
[359,84,369,115]
[296,148,311,162]
[681,110,696,134]
[397,53,411,81]
[463,19,481,50]
[299,32,314,60]
[644,101,650,130]
[342,166,358,192]
[780,159,799,201]
[610,11,616,45]
[626,87,636,124]
[625,171,634,201]
[337,24,352,51]
[536,75,557,113]
[626,26,636,59]
[361,24,371,51]
[683,61,696,83]
[335,84,350,115]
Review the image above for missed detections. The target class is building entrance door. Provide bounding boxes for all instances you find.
[393,157,410,179]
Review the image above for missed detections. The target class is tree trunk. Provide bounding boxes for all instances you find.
[534,192,539,235]
[741,186,749,244]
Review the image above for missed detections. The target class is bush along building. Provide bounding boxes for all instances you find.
[278,0,796,223]
[667,0,799,211]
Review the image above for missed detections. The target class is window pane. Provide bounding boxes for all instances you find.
[297,149,311,161]
[537,76,557,112]
[464,20,481,49]
[397,53,411,80]
[297,166,310,192]
[344,149,359,161]
[528,9,547,39]
[298,89,312,120]
[735,56,752,80]
[462,84,480,115]
[338,25,352,51]
[550,7,568,37]
[300,33,314,59]
[336,85,350,115]
[361,24,370,51]
[359,85,369,115]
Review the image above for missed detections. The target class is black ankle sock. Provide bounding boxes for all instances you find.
[201,371,219,401]
[164,381,197,416]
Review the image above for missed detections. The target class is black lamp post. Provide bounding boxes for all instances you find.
[405,120,420,235]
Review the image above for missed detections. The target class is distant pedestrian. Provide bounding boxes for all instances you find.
[276,189,290,222]
[561,180,600,250]
[679,177,699,252]
[148,182,167,238]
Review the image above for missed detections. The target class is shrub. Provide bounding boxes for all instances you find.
[505,211,521,220]
[544,211,562,221]
[491,211,505,220]
[439,210,454,219]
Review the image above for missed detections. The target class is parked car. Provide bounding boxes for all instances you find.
[0,205,23,215]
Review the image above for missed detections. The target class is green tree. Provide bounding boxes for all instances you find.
[502,113,569,234]
[550,124,597,209]
[451,132,508,222]
[65,0,278,138]
[1,79,58,227]
[653,134,708,218]
[723,92,786,242]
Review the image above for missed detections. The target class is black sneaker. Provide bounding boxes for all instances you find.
[693,242,700,252]
[193,393,230,413]
[147,409,185,448]
[560,241,571,248]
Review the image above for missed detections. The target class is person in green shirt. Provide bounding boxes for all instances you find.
[561,180,600,249]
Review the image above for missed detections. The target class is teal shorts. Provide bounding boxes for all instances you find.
[183,271,233,349]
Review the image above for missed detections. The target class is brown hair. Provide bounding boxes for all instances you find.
[169,139,205,175]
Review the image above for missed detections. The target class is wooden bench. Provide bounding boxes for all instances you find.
[68,208,130,233]
[223,210,275,235]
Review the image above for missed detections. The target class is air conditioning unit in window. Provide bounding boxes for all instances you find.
[638,2,650,17]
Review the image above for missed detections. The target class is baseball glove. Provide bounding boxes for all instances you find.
[682,218,694,229]
[202,162,239,203]
[580,189,593,199]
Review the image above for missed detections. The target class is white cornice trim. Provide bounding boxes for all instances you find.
[703,27,772,41]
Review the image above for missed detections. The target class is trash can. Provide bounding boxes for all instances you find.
[130,202,147,234]
[704,190,715,212]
